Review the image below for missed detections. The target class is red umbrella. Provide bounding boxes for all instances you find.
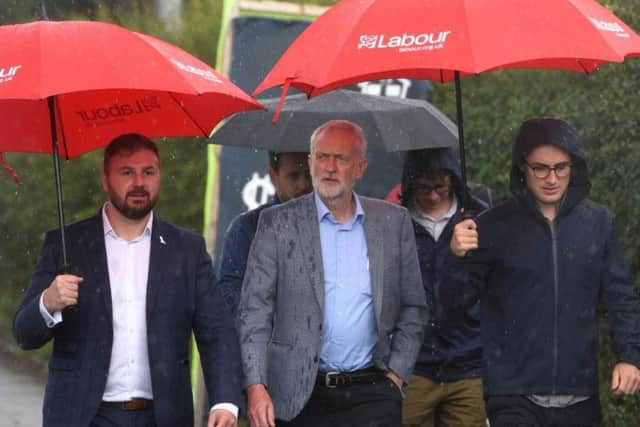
[0,20,264,267]
[254,0,640,207]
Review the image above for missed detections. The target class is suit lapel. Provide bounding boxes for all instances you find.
[81,212,112,321]
[362,199,384,326]
[146,218,167,318]
[295,195,325,310]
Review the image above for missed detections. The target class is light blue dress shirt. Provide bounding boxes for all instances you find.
[315,192,378,373]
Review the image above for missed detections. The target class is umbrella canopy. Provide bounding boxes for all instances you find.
[0,20,264,267]
[255,0,640,94]
[0,20,263,158]
[253,0,640,206]
[211,89,458,152]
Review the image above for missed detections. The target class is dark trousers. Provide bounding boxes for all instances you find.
[90,405,156,427]
[486,395,601,427]
[278,377,402,427]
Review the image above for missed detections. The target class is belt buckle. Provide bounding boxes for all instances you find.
[324,371,340,388]
[124,398,151,410]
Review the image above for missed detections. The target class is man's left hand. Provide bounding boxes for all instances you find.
[208,408,237,427]
[611,362,640,395]
[385,370,403,391]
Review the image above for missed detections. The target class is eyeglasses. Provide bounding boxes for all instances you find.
[524,161,572,179]
[313,152,351,166]
[414,183,450,195]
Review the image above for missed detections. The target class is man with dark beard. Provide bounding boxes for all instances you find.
[13,134,242,427]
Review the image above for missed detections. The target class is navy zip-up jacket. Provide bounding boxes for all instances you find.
[442,118,640,396]
[216,198,279,316]
[401,148,487,381]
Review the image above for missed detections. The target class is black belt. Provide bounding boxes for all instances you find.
[101,398,153,410]
[316,368,387,388]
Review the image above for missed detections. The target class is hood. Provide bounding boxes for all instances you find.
[510,117,591,215]
[400,147,465,208]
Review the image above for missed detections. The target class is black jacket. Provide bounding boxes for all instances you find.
[442,118,640,396]
[401,148,486,381]
[216,198,279,316]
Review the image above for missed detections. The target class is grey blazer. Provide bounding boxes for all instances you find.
[238,193,427,421]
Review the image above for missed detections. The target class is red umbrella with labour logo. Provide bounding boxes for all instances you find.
[253,0,640,208]
[0,20,264,267]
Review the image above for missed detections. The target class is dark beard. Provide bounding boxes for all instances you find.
[110,188,157,220]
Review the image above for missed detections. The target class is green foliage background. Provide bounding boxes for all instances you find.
[1,0,639,424]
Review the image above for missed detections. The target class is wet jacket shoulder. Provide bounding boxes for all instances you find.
[216,200,278,315]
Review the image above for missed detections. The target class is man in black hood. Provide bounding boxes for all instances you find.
[400,148,487,427]
[446,117,640,426]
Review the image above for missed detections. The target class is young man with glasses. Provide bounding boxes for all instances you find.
[447,117,640,427]
[400,148,488,427]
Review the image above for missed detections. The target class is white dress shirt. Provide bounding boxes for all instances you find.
[410,196,458,242]
[101,206,154,401]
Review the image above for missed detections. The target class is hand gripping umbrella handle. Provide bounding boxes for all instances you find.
[59,263,79,312]
[461,208,478,259]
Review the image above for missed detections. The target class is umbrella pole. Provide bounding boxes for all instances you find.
[454,71,469,210]
[48,96,69,269]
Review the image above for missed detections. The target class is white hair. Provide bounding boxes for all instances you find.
[309,120,367,157]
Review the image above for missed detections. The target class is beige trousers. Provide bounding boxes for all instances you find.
[402,374,486,427]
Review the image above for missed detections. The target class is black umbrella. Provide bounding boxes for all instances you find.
[210,89,457,153]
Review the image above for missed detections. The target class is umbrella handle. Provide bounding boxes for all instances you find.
[58,263,74,274]
[59,263,79,311]
[460,209,478,259]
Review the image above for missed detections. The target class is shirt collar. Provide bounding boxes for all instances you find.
[314,192,365,225]
[102,202,153,240]
[412,194,458,223]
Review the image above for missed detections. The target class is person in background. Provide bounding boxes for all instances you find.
[400,147,487,427]
[216,151,311,316]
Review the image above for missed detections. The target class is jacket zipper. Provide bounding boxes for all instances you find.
[549,220,559,394]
